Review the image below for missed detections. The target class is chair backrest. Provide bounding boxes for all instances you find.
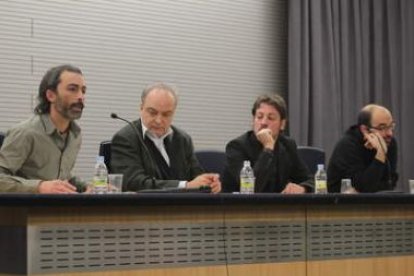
[195,150,227,176]
[0,132,4,149]
[99,140,112,173]
[297,146,325,175]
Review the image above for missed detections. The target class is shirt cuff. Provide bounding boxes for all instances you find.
[178,181,187,188]
[22,179,42,193]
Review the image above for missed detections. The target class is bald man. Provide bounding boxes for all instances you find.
[327,104,398,193]
[111,83,221,193]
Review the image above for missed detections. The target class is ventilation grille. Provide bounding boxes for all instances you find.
[308,219,414,259]
[28,218,414,274]
[29,221,305,274]
[224,222,305,264]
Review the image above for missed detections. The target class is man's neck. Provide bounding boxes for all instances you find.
[141,121,172,140]
[49,110,70,133]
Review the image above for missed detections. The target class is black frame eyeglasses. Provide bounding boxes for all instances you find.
[369,122,396,132]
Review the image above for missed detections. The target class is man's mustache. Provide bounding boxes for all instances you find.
[70,102,84,110]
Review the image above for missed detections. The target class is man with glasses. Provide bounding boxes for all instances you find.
[327,104,398,193]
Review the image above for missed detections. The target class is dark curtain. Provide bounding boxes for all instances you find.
[288,0,414,191]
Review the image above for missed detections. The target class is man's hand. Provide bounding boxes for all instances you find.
[256,128,275,150]
[363,131,387,163]
[187,173,221,193]
[38,180,77,194]
[281,182,306,194]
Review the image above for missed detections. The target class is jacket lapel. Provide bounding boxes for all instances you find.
[136,119,163,178]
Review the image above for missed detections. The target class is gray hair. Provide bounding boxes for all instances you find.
[141,82,178,106]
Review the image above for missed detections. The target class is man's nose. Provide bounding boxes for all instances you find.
[76,90,85,102]
[154,115,162,124]
[385,128,393,137]
[259,117,269,125]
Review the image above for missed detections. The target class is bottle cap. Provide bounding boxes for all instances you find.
[96,156,105,163]
[243,160,251,167]
[317,164,324,170]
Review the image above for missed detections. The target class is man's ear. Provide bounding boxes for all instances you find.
[280,119,287,131]
[360,124,370,135]
[46,89,56,103]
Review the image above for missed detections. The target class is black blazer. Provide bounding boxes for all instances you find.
[111,119,203,191]
[222,131,314,193]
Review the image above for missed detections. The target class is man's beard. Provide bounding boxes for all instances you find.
[55,98,84,120]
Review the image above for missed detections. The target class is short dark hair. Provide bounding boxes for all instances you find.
[251,94,287,120]
[357,109,372,127]
[34,64,83,114]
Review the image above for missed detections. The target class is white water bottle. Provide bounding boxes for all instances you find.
[93,156,108,194]
[314,164,328,194]
[240,160,255,194]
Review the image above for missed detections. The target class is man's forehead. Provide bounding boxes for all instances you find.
[256,103,280,115]
[371,108,392,124]
[60,71,84,83]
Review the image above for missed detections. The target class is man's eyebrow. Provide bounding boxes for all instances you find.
[67,83,80,87]
[67,83,87,91]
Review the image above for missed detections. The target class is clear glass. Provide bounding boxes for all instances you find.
[341,179,355,194]
[409,180,414,194]
[108,174,123,194]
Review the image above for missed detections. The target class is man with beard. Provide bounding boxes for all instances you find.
[0,64,86,193]
[327,104,398,193]
[222,94,313,193]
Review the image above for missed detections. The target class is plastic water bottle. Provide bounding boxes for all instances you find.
[314,164,328,194]
[93,156,108,194]
[240,160,255,194]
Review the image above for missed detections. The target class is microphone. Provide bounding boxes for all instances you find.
[110,113,158,188]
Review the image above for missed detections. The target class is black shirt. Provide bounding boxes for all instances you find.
[327,125,398,193]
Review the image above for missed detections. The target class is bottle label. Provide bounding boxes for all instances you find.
[315,180,327,191]
[240,177,255,193]
[93,177,107,187]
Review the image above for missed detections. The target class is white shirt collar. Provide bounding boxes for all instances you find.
[141,120,173,166]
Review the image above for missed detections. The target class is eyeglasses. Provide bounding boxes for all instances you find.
[370,122,396,132]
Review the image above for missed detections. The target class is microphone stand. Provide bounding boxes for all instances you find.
[111,113,157,189]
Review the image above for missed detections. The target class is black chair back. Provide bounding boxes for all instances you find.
[297,146,325,175]
[99,140,112,173]
[0,132,5,149]
[195,150,227,176]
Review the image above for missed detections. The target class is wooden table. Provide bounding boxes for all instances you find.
[0,193,413,276]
